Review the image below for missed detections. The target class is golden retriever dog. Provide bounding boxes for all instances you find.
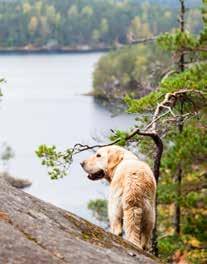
[81,145,156,250]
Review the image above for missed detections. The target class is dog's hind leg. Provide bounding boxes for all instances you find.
[123,206,143,249]
[141,204,155,250]
[108,189,123,236]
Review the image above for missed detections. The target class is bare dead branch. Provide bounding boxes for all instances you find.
[71,89,206,156]
[160,70,177,84]
[186,47,207,52]
[128,36,159,45]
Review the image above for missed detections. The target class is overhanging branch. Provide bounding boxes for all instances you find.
[37,88,206,182]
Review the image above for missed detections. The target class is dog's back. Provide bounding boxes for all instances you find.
[114,159,156,249]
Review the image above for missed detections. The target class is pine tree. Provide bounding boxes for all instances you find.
[124,0,207,261]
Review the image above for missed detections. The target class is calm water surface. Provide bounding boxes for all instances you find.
[0,53,135,223]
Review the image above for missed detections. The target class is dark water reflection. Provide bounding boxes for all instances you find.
[0,53,135,224]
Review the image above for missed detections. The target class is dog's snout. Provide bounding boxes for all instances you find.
[80,161,86,167]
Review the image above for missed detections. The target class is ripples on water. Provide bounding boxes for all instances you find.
[0,53,135,224]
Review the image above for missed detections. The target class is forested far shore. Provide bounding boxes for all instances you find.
[93,43,171,102]
[0,0,202,49]
[0,46,110,53]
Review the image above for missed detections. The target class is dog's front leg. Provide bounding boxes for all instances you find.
[108,188,123,236]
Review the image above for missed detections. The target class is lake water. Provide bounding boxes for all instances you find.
[0,53,135,224]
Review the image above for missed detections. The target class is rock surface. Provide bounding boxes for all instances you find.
[0,171,32,188]
[0,177,158,264]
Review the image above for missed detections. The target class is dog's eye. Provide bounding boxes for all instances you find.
[96,154,101,158]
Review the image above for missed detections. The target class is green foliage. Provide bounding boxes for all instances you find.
[109,130,128,146]
[0,0,173,47]
[200,0,207,43]
[36,145,73,180]
[157,183,178,204]
[0,143,15,169]
[158,235,185,260]
[0,0,202,48]
[88,199,108,223]
[187,250,207,264]
[184,191,207,208]
[92,0,203,101]
[162,123,207,172]
[121,1,207,261]
[93,44,170,101]
[0,79,4,97]
[0,144,14,162]
[157,30,199,51]
[125,63,207,113]
[183,212,207,242]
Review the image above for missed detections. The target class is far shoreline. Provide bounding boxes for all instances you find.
[0,47,110,55]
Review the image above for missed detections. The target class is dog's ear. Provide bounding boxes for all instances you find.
[107,149,123,178]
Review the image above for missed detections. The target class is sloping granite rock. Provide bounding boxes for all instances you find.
[0,177,158,264]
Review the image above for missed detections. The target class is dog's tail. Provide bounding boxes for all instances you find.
[0,172,32,189]
[124,206,143,249]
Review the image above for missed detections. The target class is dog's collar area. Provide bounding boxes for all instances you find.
[88,170,105,181]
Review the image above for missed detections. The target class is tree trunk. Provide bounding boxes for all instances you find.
[173,0,186,236]
[174,166,182,234]
[151,134,163,256]
[179,0,185,72]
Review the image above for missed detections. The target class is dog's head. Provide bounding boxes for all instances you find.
[80,146,124,182]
